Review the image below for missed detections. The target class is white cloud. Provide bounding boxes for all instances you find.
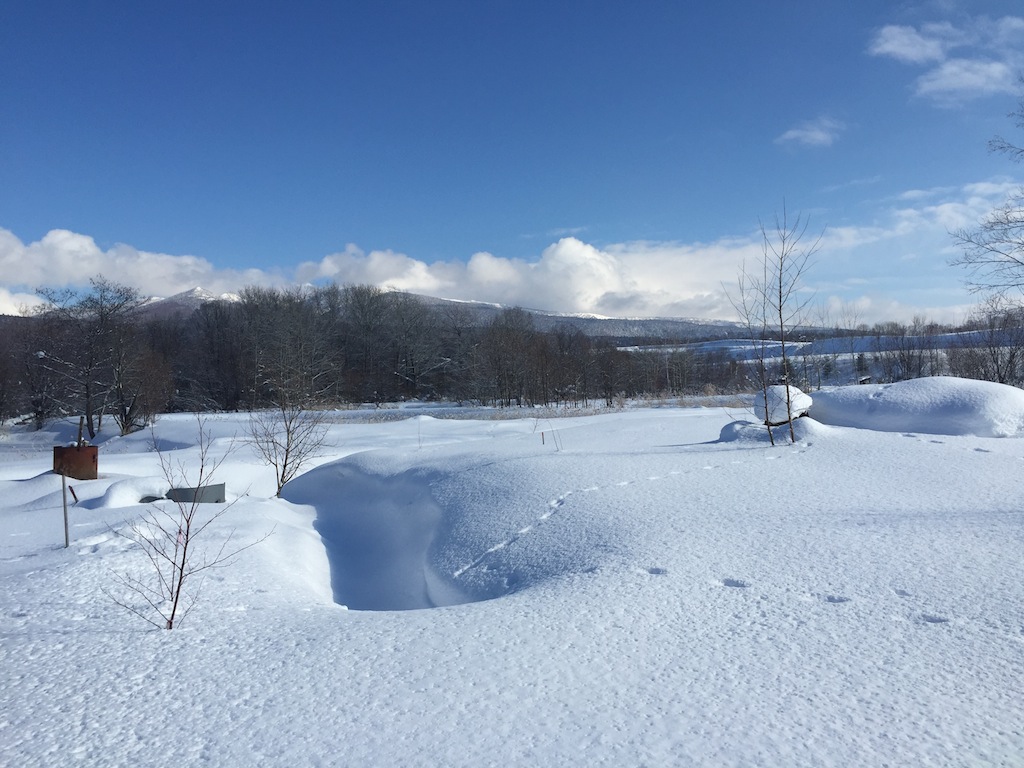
[545,226,588,238]
[898,185,956,201]
[296,236,755,320]
[868,15,1024,105]
[3,175,1020,325]
[868,24,952,63]
[775,117,846,147]
[821,175,883,194]
[0,227,279,299]
[915,58,1015,101]
[0,287,43,316]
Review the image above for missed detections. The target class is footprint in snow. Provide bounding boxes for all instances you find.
[0,553,36,563]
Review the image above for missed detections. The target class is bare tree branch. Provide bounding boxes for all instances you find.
[106,416,270,629]
[248,402,330,496]
[727,205,821,443]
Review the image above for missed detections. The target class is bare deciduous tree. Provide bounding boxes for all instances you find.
[947,296,1024,385]
[248,402,330,496]
[729,206,820,443]
[952,193,1024,296]
[36,277,146,438]
[952,88,1024,297]
[730,258,778,444]
[108,419,267,629]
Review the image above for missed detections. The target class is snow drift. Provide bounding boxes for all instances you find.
[810,376,1024,437]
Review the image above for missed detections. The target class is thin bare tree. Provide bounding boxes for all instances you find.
[107,418,268,629]
[248,402,330,497]
[952,87,1024,297]
[729,206,820,442]
[952,192,1024,296]
[36,277,146,439]
[729,257,778,444]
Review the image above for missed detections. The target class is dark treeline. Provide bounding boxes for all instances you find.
[2,278,1023,434]
[0,279,745,433]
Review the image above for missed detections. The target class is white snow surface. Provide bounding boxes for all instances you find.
[2,382,1023,767]
[811,376,1024,437]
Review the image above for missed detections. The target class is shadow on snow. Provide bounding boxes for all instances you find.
[282,462,471,611]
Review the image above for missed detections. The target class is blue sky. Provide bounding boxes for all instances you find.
[2,1,1023,323]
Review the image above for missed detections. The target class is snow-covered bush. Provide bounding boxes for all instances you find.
[754,384,812,427]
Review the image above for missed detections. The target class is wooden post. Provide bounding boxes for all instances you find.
[62,474,70,549]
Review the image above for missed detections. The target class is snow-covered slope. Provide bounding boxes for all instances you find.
[811,376,1024,437]
[2,384,1023,766]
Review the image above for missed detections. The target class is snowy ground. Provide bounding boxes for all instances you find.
[2,380,1023,766]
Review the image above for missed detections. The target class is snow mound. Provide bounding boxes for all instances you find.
[87,477,171,509]
[810,376,1024,437]
[719,414,831,444]
[753,384,812,425]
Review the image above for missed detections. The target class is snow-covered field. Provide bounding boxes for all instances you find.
[2,378,1023,766]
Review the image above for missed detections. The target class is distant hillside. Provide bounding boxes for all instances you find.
[389,294,747,342]
[137,287,241,321]
[138,287,747,342]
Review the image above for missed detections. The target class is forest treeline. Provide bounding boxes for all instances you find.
[1,278,1022,435]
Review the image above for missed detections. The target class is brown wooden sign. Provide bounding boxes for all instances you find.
[53,445,98,480]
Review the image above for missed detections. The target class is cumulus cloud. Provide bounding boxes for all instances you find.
[868,15,1024,104]
[296,244,448,293]
[298,236,752,320]
[775,117,846,147]
[868,22,962,64]
[0,227,279,299]
[0,287,44,316]
[915,58,1015,99]
[3,176,1019,325]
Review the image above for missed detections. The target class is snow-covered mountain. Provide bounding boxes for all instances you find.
[137,287,241,320]
[139,286,745,341]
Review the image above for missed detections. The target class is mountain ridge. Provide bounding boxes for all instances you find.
[140,287,746,341]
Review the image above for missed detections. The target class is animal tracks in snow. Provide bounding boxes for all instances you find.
[453,490,577,578]
[455,456,809,584]
[453,461,967,636]
[455,464,705,580]
[719,578,960,628]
